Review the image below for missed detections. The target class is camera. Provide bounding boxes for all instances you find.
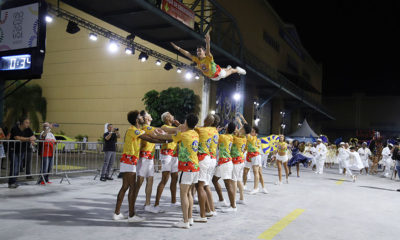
[114,128,119,131]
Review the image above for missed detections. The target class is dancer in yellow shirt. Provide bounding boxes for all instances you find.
[171,32,246,81]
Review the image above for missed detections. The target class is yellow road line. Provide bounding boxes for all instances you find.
[55,165,86,171]
[258,209,305,240]
[336,178,345,185]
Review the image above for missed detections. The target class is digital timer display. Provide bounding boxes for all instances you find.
[0,54,32,71]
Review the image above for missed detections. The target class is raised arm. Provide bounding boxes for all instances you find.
[235,116,243,129]
[238,113,248,125]
[205,32,212,57]
[139,134,171,144]
[161,125,179,134]
[171,42,193,60]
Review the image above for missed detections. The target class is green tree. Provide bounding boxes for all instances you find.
[142,87,200,127]
[3,81,47,131]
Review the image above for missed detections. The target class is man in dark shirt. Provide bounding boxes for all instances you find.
[9,117,36,188]
[100,124,120,181]
[20,126,34,178]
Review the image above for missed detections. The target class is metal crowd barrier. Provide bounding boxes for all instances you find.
[0,140,162,185]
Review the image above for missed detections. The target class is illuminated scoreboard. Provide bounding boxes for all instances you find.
[1,54,32,71]
[0,0,47,80]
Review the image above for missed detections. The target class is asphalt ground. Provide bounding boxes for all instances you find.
[0,165,399,240]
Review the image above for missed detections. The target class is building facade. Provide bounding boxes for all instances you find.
[213,0,325,135]
[9,0,328,140]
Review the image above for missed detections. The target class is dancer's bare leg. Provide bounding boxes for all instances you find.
[258,167,265,188]
[204,185,215,212]
[115,172,135,215]
[223,179,236,208]
[237,181,244,200]
[243,167,250,186]
[195,181,207,218]
[154,171,170,206]
[277,161,282,182]
[283,162,289,182]
[212,176,224,201]
[252,165,259,190]
[180,184,191,223]
[222,68,239,78]
[145,176,153,206]
[170,172,178,203]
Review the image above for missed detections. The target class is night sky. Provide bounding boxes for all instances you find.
[267,0,400,95]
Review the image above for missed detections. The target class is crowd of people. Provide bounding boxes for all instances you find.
[110,110,400,229]
[0,118,56,188]
[285,140,400,181]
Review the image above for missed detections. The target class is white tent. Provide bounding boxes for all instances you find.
[288,119,318,140]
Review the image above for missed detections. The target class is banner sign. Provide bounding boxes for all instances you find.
[161,0,195,29]
[0,2,39,51]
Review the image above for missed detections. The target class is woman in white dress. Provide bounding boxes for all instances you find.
[337,142,349,175]
[348,147,364,182]
[382,144,394,178]
[357,142,372,174]
[325,144,335,168]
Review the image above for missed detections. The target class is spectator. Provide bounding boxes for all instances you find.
[0,126,6,169]
[101,124,120,181]
[20,121,35,179]
[37,122,56,185]
[8,117,36,189]
[83,136,87,150]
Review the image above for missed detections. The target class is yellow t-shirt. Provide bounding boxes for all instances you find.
[194,127,214,156]
[231,136,247,160]
[161,125,177,151]
[246,135,260,154]
[209,127,219,159]
[191,55,218,78]
[122,126,145,160]
[218,134,233,164]
[140,125,156,159]
[172,130,200,172]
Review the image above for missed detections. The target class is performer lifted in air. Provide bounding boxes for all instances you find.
[171,32,246,81]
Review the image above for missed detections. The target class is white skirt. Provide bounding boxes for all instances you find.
[276,154,288,163]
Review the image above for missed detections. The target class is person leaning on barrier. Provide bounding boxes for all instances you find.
[8,117,36,189]
[37,122,56,185]
[20,120,35,179]
[101,124,120,181]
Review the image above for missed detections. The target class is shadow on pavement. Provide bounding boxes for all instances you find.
[0,196,183,228]
[358,186,397,192]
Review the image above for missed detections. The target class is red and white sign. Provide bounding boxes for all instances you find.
[161,0,195,29]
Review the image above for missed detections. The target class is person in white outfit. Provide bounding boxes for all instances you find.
[310,143,317,171]
[337,142,348,174]
[382,144,394,178]
[315,139,327,174]
[348,147,364,182]
[358,142,372,174]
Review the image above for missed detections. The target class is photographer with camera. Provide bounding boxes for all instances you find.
[101,124,120,181]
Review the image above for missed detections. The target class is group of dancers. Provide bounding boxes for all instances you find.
[112,109,400,229]
[271,140,399,182]
[112,110,282,229]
